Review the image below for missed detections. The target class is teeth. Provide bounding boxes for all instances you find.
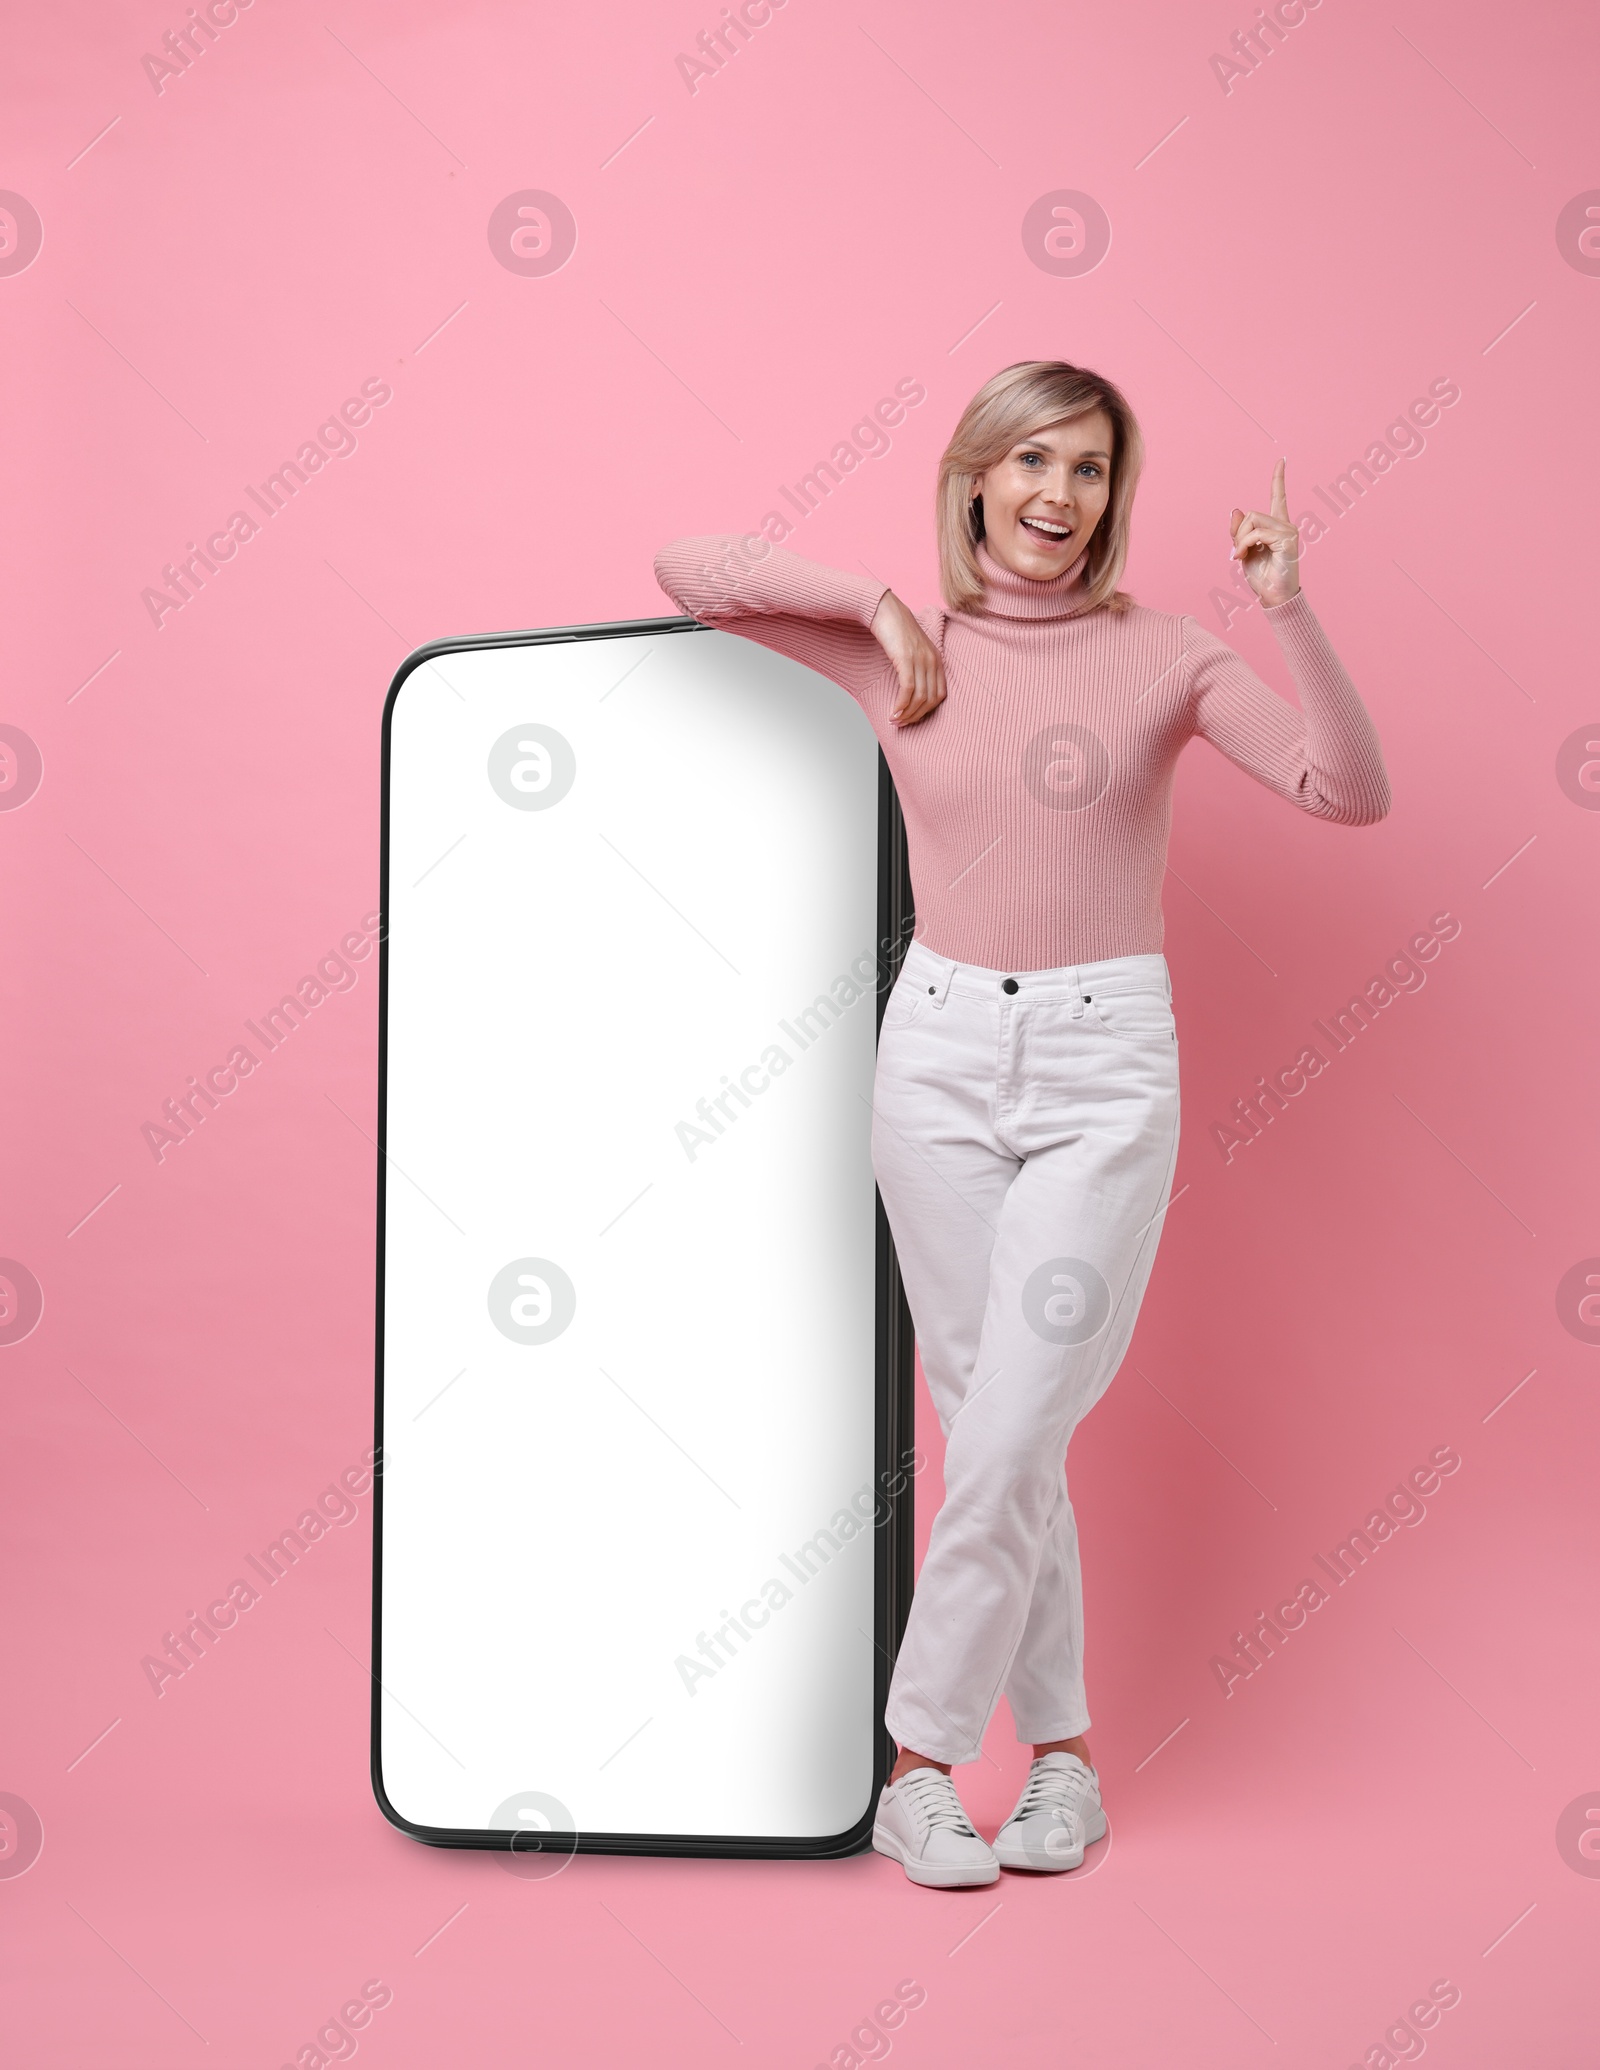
[1025,518,1070,536]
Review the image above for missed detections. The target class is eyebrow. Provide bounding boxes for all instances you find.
[1019,442,1110,458]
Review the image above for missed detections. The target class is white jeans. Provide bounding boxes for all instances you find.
[872,938,1181,1765]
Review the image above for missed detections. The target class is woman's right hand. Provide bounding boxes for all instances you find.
[871,591,947,727]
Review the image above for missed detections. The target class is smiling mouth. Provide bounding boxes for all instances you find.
[1020,516,1073,547]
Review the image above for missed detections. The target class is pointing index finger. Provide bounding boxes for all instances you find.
[1270,455,1289,519]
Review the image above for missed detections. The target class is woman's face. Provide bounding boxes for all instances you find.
[972,409,1114,582]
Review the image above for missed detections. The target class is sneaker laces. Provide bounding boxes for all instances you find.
[1011,1756,1093,1824]
[895,1768,978,1837]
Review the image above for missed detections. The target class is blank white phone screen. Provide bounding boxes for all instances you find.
[378,624,885,1846]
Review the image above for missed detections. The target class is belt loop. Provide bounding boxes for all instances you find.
[1069,964,1086,1019]
[905,940,957,1010]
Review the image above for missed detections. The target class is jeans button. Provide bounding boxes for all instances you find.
[1001,977,1019,994]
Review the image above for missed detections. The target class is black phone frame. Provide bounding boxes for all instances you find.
[370,613,916,1861]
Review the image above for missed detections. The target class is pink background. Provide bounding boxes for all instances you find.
[5,0,1598,2063]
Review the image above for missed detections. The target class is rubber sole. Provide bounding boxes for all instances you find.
[872,1821,1001,1888]
[992,1805,1108,1872]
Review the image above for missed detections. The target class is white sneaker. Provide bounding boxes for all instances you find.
[993,1752,1106,1871]
[872,1767,1000,1888]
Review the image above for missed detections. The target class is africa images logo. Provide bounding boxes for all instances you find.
[0,191,44,277]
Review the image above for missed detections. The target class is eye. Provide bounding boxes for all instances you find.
[1019,452,1043,467]
[1076,462,1102,478]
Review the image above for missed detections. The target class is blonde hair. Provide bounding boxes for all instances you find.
[935,360,1144,616]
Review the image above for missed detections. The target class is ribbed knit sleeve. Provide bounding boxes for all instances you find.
[653,535,894,705]
[1182,593,1391,825]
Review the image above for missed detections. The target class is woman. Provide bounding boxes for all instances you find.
[653,361,1390,1889]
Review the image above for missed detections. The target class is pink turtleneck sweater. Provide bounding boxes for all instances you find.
[652,533,1391,971]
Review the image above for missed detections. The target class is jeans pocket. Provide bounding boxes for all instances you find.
[881,975,928,1031]
[1092,988,1176,1045]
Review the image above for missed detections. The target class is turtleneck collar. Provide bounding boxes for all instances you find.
[974,536,1093,620]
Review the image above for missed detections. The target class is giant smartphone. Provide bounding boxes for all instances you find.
[373,613,914,1860]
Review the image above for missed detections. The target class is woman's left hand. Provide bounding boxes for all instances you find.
[1230,457,1301,606]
